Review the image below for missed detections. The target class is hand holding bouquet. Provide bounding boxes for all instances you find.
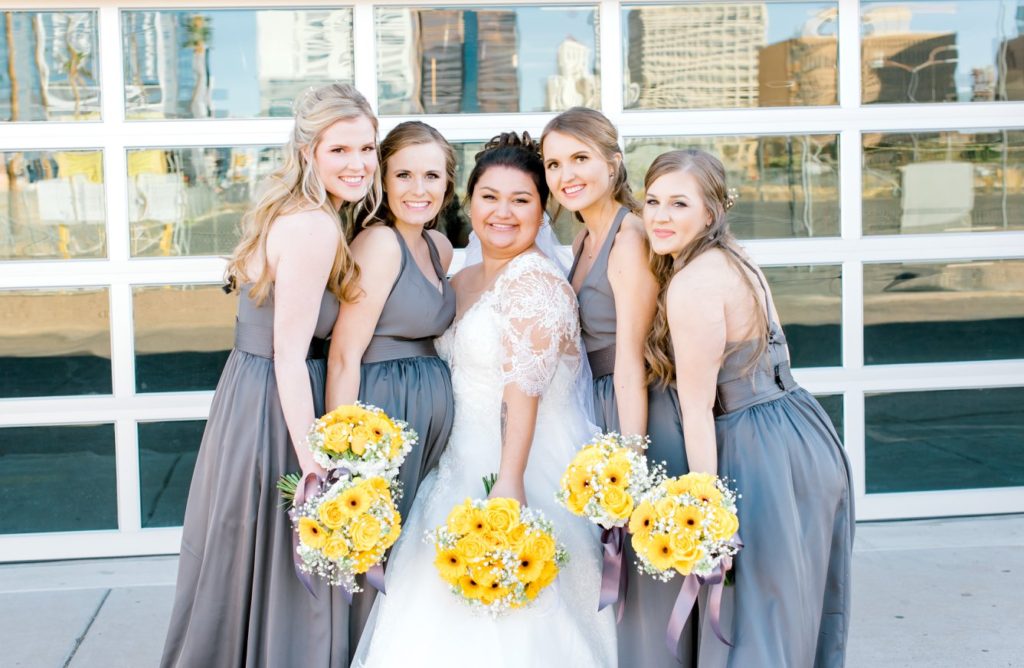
[429,497,568,615]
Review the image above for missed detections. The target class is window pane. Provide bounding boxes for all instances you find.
[0,11,100,121]
[624,2,838,110]
[815,394,844,442]
[139,420,203,528]
[864,259,1024,365]
[0,150,106,261]
[863,129,1024,235]
[625,135,840,239]
[133,284,236,393]
[375,6,599,115]
[0,423,117,533]
[866,387,1024,493]
[764,265,842,368]
[127,146,282,257]
[861,0,1024,104]
[0,287,111,398]
[122,9,354,120]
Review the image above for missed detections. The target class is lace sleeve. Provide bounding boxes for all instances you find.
[497,254,581,396]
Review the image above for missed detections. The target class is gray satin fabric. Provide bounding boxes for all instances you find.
[161,285,348,668]
[572,212,697,667]
[699,262,853,668]
[349,227,456,660]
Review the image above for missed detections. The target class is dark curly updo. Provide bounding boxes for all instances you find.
[465,131,548,204]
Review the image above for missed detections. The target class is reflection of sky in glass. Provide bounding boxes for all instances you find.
[205,12,259,117]
[862,1,1021,100]
[515,7,596,111]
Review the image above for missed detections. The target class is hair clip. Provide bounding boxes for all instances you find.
[724,187,738,211]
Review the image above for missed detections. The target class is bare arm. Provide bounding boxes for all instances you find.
[667,258,728,475]
[266,211,340,477]
[489,385,541,504]
[607,221,658,438]
[325,227,401,410]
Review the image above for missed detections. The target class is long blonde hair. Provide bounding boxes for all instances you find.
[541,107,641,221]
[644,149,768,387]
[226,83,382,304]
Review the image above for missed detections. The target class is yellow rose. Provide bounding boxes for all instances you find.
[485,530,511,551]
[386,426,405,459]
[321,423,351,454]
[506,523,528,551]
[455,534,488,561]
[631,529,653,554]
[707,505,739,541]
[484,497,521,532]
[317,498,347,530]
[434,547,465,583]
[382,513,402,548]
[338,484,371,517]
[574,445,605,469]
[599,486,634,520]
[323,535,349,560]
[565,490,590,516]
[446,500,474,535]
[325,404,367,426]
[351,550,379,574]
[350,425,372,456]
[523,531,556,562]
[298,517,328,550]
[629,500,656,536]
[671,531,704,575]
[350,514,382,552]
[535,559,559,590]
[644,533,677,572]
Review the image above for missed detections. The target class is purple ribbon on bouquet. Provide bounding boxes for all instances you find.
[598,526,628,622]
[290,471,324,599]
[665,534,743,660]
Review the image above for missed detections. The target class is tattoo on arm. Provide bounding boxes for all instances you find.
[500,401,508,448]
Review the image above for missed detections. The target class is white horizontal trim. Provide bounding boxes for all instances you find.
[0,258,229,288]
[857,487,1024,521]
[795,361,1024,394]
[0,394,214,427]
[0,528,183,563]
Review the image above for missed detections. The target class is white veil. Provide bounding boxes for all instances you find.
[462,213,598,429]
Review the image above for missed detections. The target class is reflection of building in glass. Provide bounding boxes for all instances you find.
[0,12,100,121]
[546,37,598,110]
[625,3,766,109]
[997,5,1024,100]
[758,8,838,107]
[256,10,353,116]
[122,12,180,119]
[861,7,957,103]
[376,9,518,114]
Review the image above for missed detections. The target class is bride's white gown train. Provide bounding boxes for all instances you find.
[353,252,616,667]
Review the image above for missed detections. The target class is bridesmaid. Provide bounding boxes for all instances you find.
[642,149,853,667]
[541,107,696,667]
[160,83,381,668]
[325,121,456,658]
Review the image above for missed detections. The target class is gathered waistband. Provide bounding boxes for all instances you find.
[233,320,327,360]
[714,360,797,416]
[362,335,437,364]
[587,345,616,379]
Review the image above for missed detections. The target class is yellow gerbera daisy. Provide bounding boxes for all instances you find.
[338,484,371,517]
[516,545,546,583]
[644,533,677,571]
[298,517,328,550]
[629,500,656,536]
[434,547,465,583]
[674,505,704,533]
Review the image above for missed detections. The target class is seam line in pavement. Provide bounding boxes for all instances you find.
[62,588,110,668]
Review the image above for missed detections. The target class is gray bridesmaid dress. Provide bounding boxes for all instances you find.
[161,284,349,668]
[568,206,696,667]
[701,254,853,668]
[348,226,456,658]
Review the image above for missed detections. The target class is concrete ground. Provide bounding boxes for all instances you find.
[0,514,1021,667]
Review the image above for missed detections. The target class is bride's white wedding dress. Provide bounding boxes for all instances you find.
[353,252,616,667]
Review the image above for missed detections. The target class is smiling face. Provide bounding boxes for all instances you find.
[542,130,617,214]
[384,142,448,228]
[642,169,713,258]
[312,115,379,207]
[469,165,544,260]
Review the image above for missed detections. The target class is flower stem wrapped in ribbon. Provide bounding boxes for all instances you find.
[429,496,569,616]
[555,432,665,617]
[629,472,742,658]
[280,471,401,598]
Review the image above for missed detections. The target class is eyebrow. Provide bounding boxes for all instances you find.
[479,186,534,196]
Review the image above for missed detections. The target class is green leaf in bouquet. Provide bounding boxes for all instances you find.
[482,473,497,495]
[276,472,302,509]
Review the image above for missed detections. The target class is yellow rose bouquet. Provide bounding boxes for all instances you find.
[289,474,402,595]
[429,497,569,616]
[556,432,664,528]
[307,402,417,480]
[630,472,742,656]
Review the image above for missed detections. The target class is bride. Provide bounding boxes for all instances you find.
[353,133,617,667]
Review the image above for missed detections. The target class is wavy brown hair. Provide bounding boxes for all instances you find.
[360,120,457,233]
[466,131,547,203]
[644,149,767,388]
[225,83,381,304]
[540,106,640,220]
